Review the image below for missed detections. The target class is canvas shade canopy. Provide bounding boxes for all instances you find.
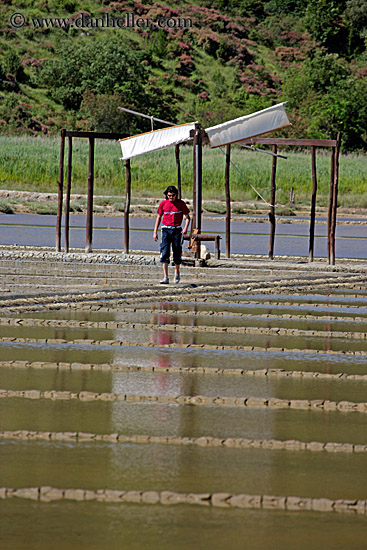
[119,122,197,160]
[205,102,290,148]
[119,103,290,160]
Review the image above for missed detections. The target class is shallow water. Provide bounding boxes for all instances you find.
[143,300,367,318]
[17,308,367,333]
[1,294,367,549]
[15,299,367,319]
[3,340,367,375]
[1,499,366,550]
[1,439,366,499]
[1,366,367,403]
[2,323,366,353]
[2,399,367,445]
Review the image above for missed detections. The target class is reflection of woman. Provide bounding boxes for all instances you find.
[149,304,200,397]
[155,313,174,346]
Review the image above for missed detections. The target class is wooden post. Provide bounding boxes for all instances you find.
[85,137,95,253]
[224,144,231,258]
[56,128,66,252]
[195,125,202,235]
[327,147,335,264]
[192,131,197,232]
[308,146,317,262]
[64,136,72,253]
[194,125,203,259]
[330,134,341,265]
[268,144,277,260]
[175,145,181,199]
[124,159,131,254]
[215,235,221,260]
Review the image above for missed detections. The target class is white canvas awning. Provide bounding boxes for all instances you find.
[205,102,290,148]
[120,122,196,160]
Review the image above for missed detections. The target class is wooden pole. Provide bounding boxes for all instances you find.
[308,146,317,262]
[195,125,202,236]
[124,159,131,254]
[327,147,335,264]
[330,133,341,265]
[175,145,181,199]
[56,128,66,252]
[224,144,231,258]
[64,136,72,253]
[268,144,277,260]
[85,137,95,253]
[192,128,197,232]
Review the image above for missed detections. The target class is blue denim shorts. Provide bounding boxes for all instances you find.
[160,227,183,264]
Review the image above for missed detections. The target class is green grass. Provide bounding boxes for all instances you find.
[1,135,367,209]
[24,201,58,215]
[203,202,227,214]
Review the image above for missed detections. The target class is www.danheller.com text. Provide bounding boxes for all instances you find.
[9,11,193,30]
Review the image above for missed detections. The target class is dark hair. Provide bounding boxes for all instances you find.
[164,186,178,197]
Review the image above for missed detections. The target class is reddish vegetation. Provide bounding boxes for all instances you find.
[238,63,281,96]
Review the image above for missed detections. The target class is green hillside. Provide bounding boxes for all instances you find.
[0,1,367,150]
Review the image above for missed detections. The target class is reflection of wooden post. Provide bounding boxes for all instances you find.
[224,144,231,258]
[309,146,317,262]
[195,125,202,234]
[192,132,196,232]
[64,136,72,253]
[215,235,221,260]
[56,128,66,252]
[85,137,95,253]
[327,147,335,264]
[330,134,341,265]
[124,159,131,254]
[268,145,277,260]
[193,124,202,259]
[175,145,181,199]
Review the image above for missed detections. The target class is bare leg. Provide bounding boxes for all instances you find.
[163,262,169,279]
[175,264,180,275]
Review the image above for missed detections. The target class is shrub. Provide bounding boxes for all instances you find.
[0,200,14,214]
[203,202,226,214]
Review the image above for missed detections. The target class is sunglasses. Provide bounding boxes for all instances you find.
[167,194,176,197]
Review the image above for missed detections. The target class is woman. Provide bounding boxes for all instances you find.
[153,186,190,284]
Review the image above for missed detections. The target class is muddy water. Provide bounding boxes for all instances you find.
[15,300,367,319]
[1,366,367,403]
[2,398,367,444]
[118,311,367,333]
[1,439,367,499]
[1,296,367,549]
[2,323,366,353]
[16,309,367,332]
[12,313,367,337]
[1,499,366,550]
[3,340,367,376]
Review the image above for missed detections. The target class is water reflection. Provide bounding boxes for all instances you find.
[112,303,201,434]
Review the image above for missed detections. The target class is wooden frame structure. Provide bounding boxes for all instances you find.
[56,127,341,266]
[56,130,126,253]
[56,128,187,255]
[224,135,341,265]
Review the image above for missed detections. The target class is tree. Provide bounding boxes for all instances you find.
[343,0,367,55]
[282,52,367,149]
[35,36,149,110]
[305,0,348,53]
